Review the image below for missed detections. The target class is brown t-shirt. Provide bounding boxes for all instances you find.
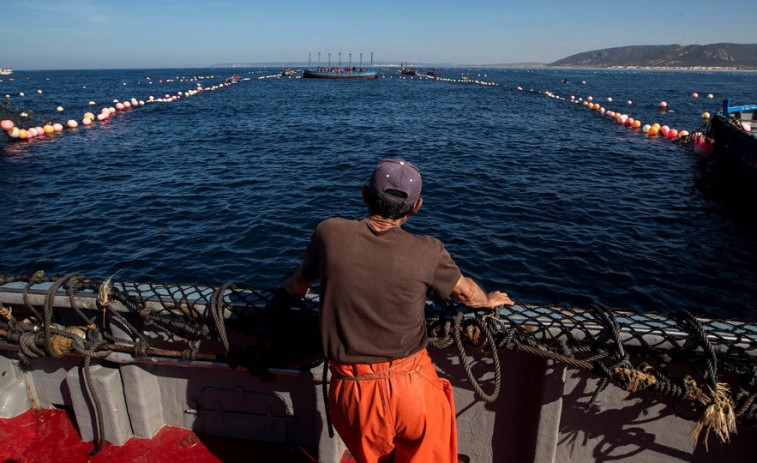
[300,218,462,364]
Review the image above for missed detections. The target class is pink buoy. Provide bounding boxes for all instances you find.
[0,119,13,131]
[691,93,698,98]
[667,128,678,139]
[53,123,63,132]
[116,103,125,110]
[659,101,667,108]
[660,125,670,137]
[82,117,92,126]
[626,100,632,105]
[123,101,131,108]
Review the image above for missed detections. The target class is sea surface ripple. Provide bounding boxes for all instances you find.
[1,68,756,319]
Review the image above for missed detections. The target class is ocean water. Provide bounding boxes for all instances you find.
[1,68,756,320]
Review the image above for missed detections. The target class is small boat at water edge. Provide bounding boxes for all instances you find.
[400,62,416,75]
[302,68,378,79]
[281,67,296,77]
[705,99,757,191]
[0,68,12,76]
[303,52,378,79]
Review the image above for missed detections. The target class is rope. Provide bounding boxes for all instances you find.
[81,355,104,456]
[210,282,236,366]
[453,311,501,403]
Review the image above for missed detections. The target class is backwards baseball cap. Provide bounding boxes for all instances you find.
[368,158,422,206]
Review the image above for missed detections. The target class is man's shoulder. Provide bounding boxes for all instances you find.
[317,217,360,233]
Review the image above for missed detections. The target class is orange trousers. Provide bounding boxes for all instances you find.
[328,349,457,463]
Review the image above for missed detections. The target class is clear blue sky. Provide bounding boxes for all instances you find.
[2,0,756,70]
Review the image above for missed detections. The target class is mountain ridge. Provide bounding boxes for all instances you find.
[548,43,757,69]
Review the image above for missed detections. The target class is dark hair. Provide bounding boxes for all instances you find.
[365,188,414,219]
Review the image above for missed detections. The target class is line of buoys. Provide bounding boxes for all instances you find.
[559,91,694,144]
[3,74,244,142]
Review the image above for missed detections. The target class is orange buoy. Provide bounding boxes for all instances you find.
[18,129,28,139]
[632,120,641,129]
[43,124,54,134]
[84,112,95,121]
[648,126,659,136]
[701,112,711,121]
[679,130,689,139]
[7,126,20,138]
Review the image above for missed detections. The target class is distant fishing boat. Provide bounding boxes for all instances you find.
[426,69,437,76]
[704,99,757,189]
[0,68,12,76]
[303,52,378,79]
[400,62,416,75]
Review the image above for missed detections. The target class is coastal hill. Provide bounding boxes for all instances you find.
[549,43,757,69]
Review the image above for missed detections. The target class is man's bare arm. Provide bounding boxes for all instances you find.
[281,267,313,298]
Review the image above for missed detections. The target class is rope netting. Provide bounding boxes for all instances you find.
[0,270,755,452]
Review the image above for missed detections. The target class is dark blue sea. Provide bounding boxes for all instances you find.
[1,68,756,319]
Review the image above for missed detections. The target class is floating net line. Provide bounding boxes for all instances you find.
[0,99,63,128]
[0,271,755,452]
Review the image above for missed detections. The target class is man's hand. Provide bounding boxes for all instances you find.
[451,276,514,309]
